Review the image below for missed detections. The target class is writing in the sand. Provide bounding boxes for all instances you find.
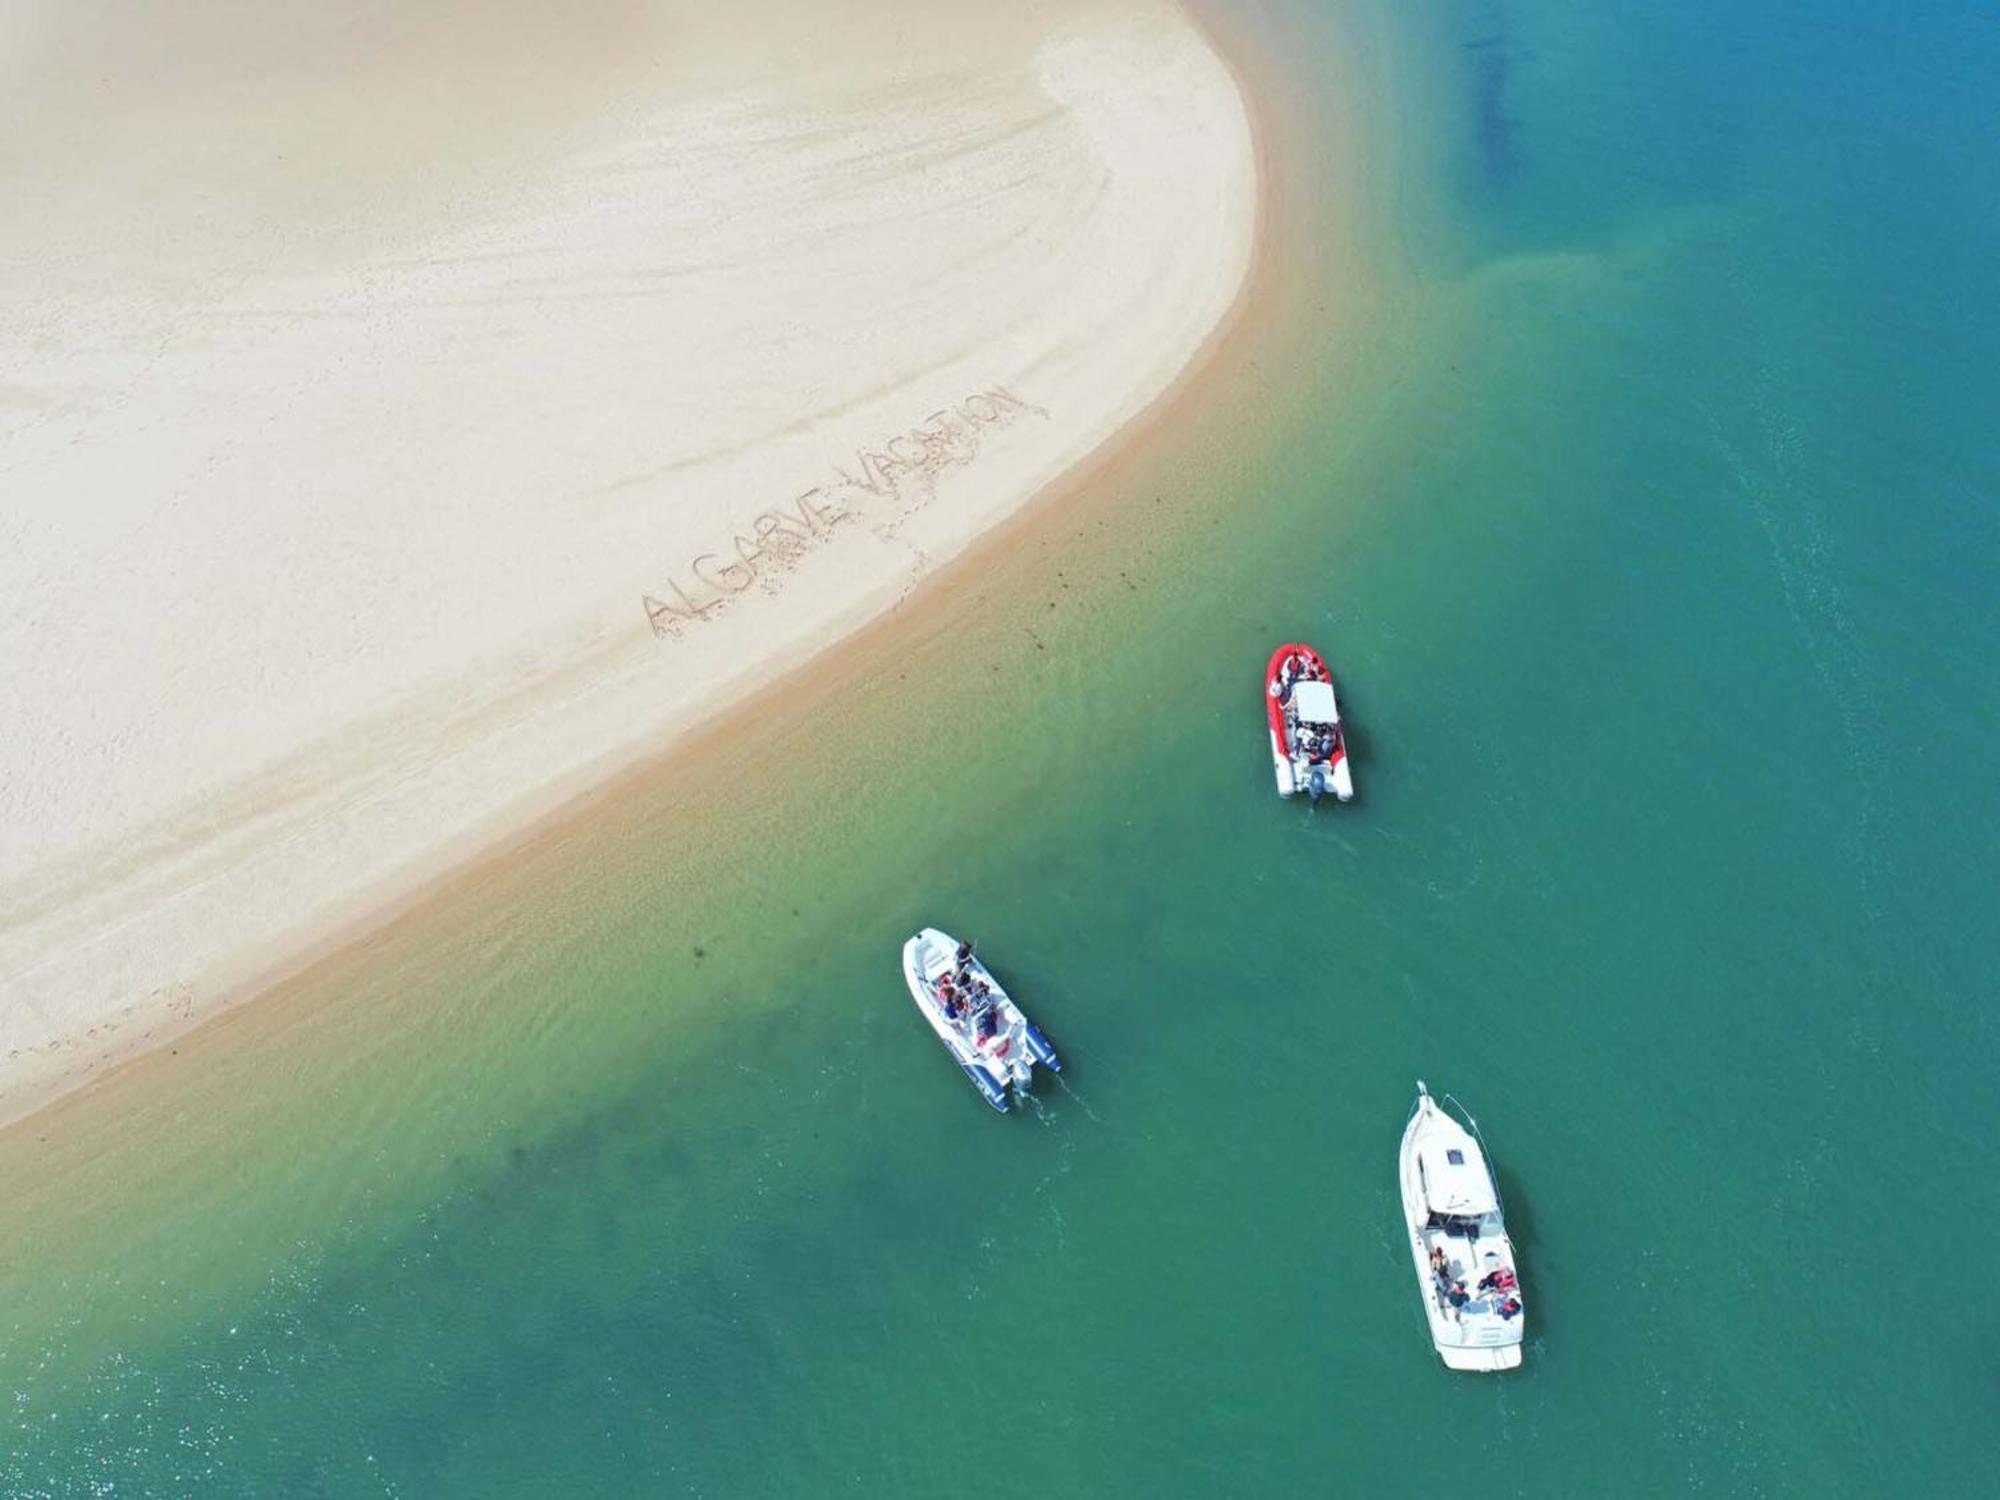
[642,386,1046,638]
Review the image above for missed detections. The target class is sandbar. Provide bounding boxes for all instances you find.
[0,0,1257,1122]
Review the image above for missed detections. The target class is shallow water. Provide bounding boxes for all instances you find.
[5,0,1999,1493]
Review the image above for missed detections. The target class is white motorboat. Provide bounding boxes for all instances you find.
[901,928,1061,1113]
[1398,1082,1525,1371]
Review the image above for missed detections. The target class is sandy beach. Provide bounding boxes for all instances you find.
[0,0,1256,1120]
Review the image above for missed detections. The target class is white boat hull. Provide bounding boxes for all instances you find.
[1399,1086,1525,1372]
[902,927,1059,1113]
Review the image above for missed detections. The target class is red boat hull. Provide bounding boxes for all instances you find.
[1265,642,1351,800]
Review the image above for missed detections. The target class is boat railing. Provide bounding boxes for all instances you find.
[1441,1091,1505,1216]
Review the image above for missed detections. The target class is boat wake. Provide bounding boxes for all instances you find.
[1051,1071,1103,1124]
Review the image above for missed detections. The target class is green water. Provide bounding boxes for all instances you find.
[7,0,2000,1493]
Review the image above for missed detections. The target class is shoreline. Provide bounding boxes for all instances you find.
[0,0,1269,1131]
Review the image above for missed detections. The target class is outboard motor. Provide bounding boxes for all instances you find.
[1307,766,1328,804]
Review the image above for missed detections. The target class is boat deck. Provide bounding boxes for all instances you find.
[1419,1224,1523,1343]
[911,938,1020,1060]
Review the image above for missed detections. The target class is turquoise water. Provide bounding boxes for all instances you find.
[6,0,2000,1493]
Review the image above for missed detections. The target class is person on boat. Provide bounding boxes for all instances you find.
[955,939,974,964]
[1497,1295,1522,1321]
[1478,1267,1517,1293]
[1429,1246,1449,1279]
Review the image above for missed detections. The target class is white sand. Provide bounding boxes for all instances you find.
[0,0,1255,1118]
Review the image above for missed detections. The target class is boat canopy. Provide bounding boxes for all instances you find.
[1292,680,1338,724]
[1417,1137,1498,1217]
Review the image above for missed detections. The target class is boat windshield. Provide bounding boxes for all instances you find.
[1426,1211,1484,1238]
